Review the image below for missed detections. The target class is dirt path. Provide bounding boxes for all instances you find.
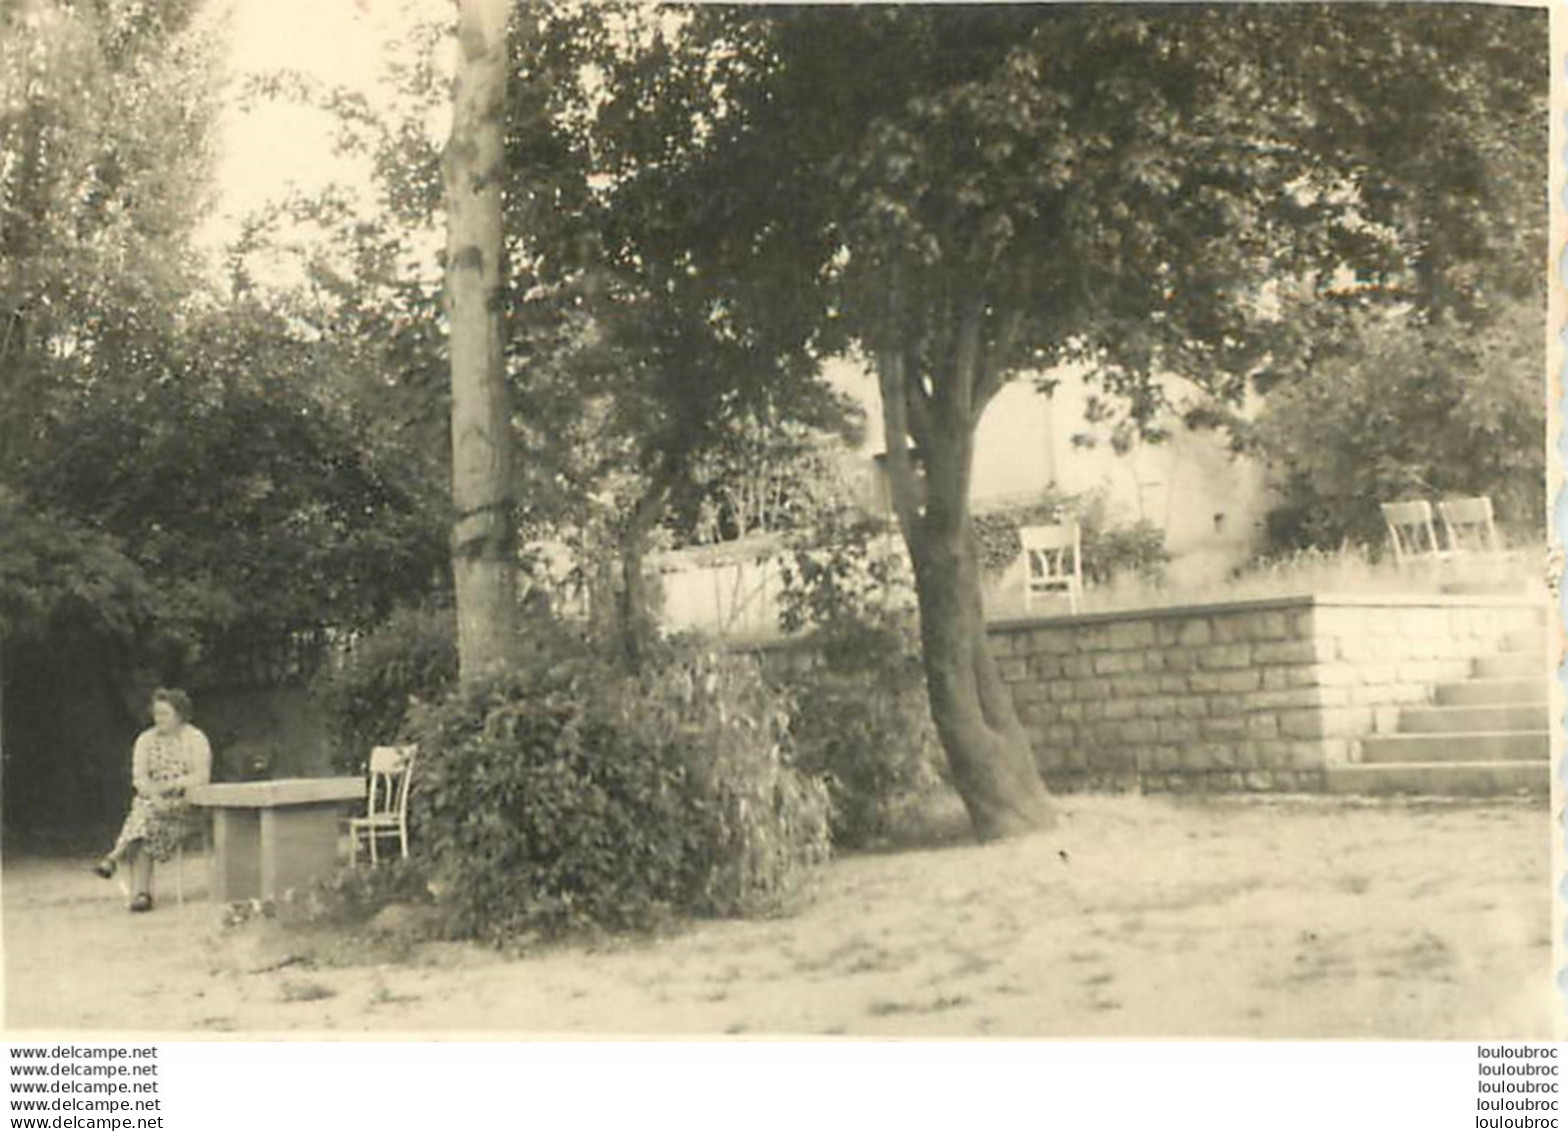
[3,795,1554,1038]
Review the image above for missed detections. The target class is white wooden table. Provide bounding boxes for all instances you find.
[189,778,364,901]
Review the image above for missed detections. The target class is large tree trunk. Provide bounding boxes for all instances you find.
[616,471,675,671]
[445,0,516,682]
[878,347,1055,842]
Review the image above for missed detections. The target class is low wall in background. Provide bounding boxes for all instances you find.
[752,594,1546,794]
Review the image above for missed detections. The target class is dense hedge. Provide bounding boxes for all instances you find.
[312,604,458,772]
[407,634,830,944]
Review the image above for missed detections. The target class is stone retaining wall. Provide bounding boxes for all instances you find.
[989,595,1544,793]
[749,594,1546,794]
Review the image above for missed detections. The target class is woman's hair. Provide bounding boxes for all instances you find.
[150,687,193,723]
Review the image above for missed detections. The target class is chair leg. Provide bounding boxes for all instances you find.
[349,827,359,868]
[174,842,185,907]
[369,827,378,866]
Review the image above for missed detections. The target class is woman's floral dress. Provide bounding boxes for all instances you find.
[110,726,212,863]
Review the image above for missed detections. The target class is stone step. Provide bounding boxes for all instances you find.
[1434,677,1547,707]
[1472,652,1545,680]
[1325,760,1549,797]
[1363,731,1548,763]
[1397,703,1548,734]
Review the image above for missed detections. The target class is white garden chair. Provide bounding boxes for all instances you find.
[1020,522,1083,614]
[348,745,418,866]
[1380,500,1446,565]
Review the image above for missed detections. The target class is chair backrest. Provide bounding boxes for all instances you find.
[1380,500,1441,562]
[1019,522,1082,587]
[367,744,417,821]
[1437,496,1499,555]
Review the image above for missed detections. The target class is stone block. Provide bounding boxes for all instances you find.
[1285,740,1327,770]
[1174,697,1209,719]
[1279,708,1324,739]
[1027,654,1064,679]
[1157,718,1200,744]
[1079,678,1111,701]
[1160,675,1192,694]
[1198,643,1254,670]
[1149,745,1180,771]
[1245,714,1280,740]
[1192,669,1262,694]
[1253,639,1333,665]
[1062,656,1095,679]
[1045,723,1077,746]
[1176,619,1212,647]
[1141,649,1168,672]
[1138,696,1178,719]
[997,656,1027,682]
[1201,716,1247,740]
[1032,629,1075,655]
[1105,699,1138,721]
[1094,651,1144,675]
[1252,688,1321,711]
[1162,649,1197,673]
[1121,719,1158,744]
[1109,621,1157,650]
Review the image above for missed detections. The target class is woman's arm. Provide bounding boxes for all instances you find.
[131,732,153,797]
[161,729,213,796]
[186,729,213,789]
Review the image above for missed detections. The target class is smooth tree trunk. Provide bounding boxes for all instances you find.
[878,343,1056,842]
[445,0,516,682]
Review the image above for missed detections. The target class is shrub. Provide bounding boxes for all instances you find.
[973,488,1169,585]
[1251,301,1545,550]
[313,604,457,772]
[406,633,829,945]
[777,514,948,848]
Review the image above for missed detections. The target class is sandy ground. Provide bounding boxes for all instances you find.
[3,794,1556,1039]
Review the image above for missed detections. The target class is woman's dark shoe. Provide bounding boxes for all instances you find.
[128,893,153,913]
[92,858,116,880]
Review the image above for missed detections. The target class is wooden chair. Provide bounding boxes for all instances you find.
[1020,522,1083,614]
[1380,500,1446,565]
[348,745,418,866]
[1437,496,1501,556]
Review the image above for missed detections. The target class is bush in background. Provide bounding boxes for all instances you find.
[778,514,949,848]
[312,603,458,772]
[973,488,1169,585]
[1251,301,1545,552]
[407,631,829,946]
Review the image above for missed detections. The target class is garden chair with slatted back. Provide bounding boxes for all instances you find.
[1380,500,1446,566]
[349,744,417,866]
[1020,521,1084,615]
[1437,496,1502,557]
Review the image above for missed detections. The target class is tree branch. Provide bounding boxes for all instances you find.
[972,304,1025,422]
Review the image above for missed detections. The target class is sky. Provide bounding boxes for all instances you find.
[197,0,447,256]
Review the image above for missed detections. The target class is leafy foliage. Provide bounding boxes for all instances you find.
[1250,301,1545,550]
[313,604,459,772]
[777,513,947,847]
[407,633,830,944]
[971,491,1170,585]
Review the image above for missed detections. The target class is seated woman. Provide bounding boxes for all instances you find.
[93,688,212,912]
